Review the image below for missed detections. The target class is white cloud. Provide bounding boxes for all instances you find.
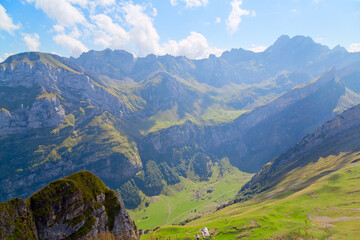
[53,33,88,57]
[226,0,249,35]
[313,0,321,4]
[123,3,160,57]
[251,10,256,17]
[248,45,267,53]
[69,26,82,38]
[68,0,88,7]
[91,2,221,59]
[170,0,208,8]
[26,0,87,26]
[53,24,65,33]
[348,43,360,53]
[215,17,221,23]
[152,7,158,17]
[91,13,129,49]
[161,31,223,59]
[22,33,40,51]
[0,4,20,34]
[34,1,220,59]
[0,53,13,63]
[95,0,115,6]
[89,2,220,59]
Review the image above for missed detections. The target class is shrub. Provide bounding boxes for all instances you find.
[143,160,164,196]
[117,180,141,209]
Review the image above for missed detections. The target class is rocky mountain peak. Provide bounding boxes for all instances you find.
[267,35,329,53]
[72,49,135,80]
[220,47,257,63]
[1,52,82,74]
[332,44,347,53]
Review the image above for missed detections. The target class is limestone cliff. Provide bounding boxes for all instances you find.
[0,52,142,202]
[0,171,139,240]
[0,52,132,136]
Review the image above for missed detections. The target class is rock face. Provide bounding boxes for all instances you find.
[0,198,38,239]
[0,171,139,240]
[27,96,65,129]
[0,52,131,136]
[0,52,142,202]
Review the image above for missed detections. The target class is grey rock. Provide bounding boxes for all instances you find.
[0,198,38,239]
[27,96,65,128]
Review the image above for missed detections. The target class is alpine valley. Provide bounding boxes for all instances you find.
[1,35,360,239]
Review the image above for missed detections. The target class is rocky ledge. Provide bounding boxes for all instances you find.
[0,171,139,240]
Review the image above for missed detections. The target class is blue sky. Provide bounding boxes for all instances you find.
[0,0,359,61]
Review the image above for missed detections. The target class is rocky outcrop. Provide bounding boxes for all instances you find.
[0,171,139,240]
[0,198,38,239]
[0,96,65,136]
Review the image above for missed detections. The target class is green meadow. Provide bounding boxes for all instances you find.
[129,162,253,230]
[142,151,360,239]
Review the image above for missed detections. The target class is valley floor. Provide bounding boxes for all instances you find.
[129,163,253,230]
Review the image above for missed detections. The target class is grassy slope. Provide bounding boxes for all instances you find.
[143,151,360,239]
[129,162,253,230]
[143,104,247,134]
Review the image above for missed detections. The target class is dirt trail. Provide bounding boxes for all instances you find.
[160,196,172,225]
[309,215,360,228]
[167,188,238,225]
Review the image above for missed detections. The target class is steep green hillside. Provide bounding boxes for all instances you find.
[144,152,360,239]
[238,104,360,201]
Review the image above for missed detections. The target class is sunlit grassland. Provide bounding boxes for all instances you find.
[129,162,253,230]
[141,103,247,134]
[142,151,360,239]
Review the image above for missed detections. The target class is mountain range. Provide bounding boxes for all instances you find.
[1,34,360,214]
